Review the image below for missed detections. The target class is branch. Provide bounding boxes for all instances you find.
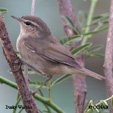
[57,0,87,113]
[104,0,113,112]
[0,16,39,113]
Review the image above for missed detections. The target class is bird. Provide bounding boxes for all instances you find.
[11,15,105,84]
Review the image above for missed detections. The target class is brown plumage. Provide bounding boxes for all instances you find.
[12,15,105,80]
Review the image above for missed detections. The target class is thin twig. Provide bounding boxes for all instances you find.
[104,0,113,112]
[81,0,98,45]
[0,16,39,113]
[31,0,36,16]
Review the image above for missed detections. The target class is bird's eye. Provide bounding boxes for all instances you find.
[24,21,32,25]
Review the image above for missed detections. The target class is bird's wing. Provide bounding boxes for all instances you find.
[24,36,81,68]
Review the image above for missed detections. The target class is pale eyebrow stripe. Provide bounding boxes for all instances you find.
[22,18,43,30]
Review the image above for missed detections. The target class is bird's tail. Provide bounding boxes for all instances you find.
[80,68,105,80]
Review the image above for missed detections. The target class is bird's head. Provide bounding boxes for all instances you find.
[11,15,51,37]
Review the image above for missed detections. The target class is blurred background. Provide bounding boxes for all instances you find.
[0,0,110,113]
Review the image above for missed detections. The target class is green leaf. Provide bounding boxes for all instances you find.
[18,109,24,113]
[0,8,7,12]
[74,26,81,34]
[85,109,94,113]
[84,100,94,113]
[51,74,72,86]
[93,53,104,57]
[94,108,100,113]
[89,45,103,52]
[0,8,7,15]
[92,17,108,25]
[112,96,113,106]
[60,35,81,44]
[71,43,92,55]
[28,70,36,75]
[83,26,108,36]
[63,16,81,34]
[103,100,108,106]
[13,95,21,113]
[60,25,107,45]
[93,13,108,20]
[85,52,104,57]
[39,90,52,113]
[92,13,108,25]
[84,45,104,57]
[64,16,75,28]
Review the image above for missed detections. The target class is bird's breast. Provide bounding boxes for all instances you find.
[16,36,21,52]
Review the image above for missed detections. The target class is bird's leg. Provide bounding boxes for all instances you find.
[32,75,52,96]
[23,64,30,83]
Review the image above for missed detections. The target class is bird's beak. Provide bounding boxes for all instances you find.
[11,16,23,23]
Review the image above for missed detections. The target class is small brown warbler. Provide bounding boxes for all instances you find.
[11,15,105,82]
